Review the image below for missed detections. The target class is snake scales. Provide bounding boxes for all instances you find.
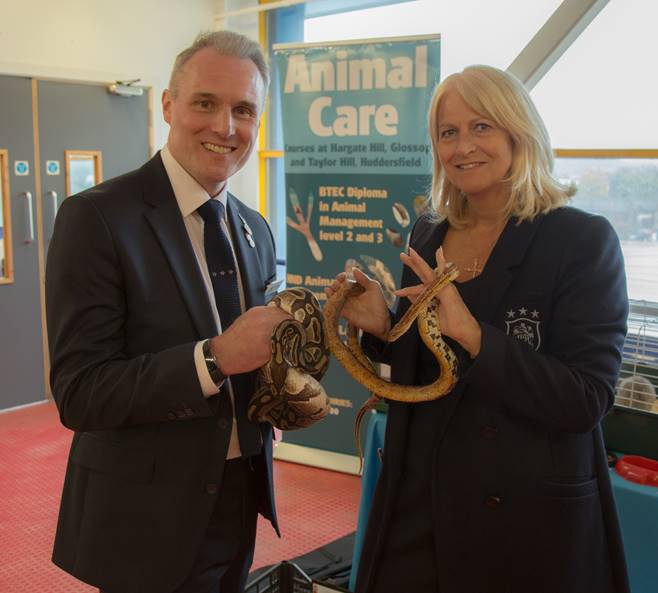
[323,263,461,459]
[247,264,460,447]
[247,287,331,430]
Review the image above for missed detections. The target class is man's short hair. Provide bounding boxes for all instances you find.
[169,30,270,98]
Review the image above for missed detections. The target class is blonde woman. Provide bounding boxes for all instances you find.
[327,65,629,593]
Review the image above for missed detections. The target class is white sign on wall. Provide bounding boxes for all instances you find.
[14,161,29,176]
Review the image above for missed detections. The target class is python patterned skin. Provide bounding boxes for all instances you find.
[324,264,461,460]
[247,287,331,430]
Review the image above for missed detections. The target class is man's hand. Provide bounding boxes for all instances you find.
[210,306,291,376]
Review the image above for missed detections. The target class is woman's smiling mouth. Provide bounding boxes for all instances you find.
[456,162,485,170]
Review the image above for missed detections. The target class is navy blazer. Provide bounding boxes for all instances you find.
[46,154,278,593]
[355,207,630,593]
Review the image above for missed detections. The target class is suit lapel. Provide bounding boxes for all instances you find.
[385,217,542,475]
[226,193,266,308]
[392,218,449,386]
[141,154,217,339]
[383,219,450,479]
[475,216,542,324]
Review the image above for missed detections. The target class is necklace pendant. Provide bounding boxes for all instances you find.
[464,258,482,278]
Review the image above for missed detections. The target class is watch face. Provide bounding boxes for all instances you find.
[203,340,225,386]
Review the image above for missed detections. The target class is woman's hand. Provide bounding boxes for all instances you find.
[396,247,482,357]
[325,268,391,341]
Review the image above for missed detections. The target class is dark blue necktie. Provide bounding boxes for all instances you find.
[197,200,241,328]
[197,199,261,458]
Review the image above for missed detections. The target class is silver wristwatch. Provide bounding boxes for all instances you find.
[202,339,226,387]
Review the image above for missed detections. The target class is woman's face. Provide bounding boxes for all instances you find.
[436,89,513,204]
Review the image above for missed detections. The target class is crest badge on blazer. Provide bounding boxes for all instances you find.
[505,307,541,351]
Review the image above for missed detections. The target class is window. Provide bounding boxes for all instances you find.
[65,150,102,197]
[534,0,658,416]
[531,0,658,150]
[304,0,562,78]
[554,154,658,302]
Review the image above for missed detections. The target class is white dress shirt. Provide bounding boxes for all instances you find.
[160,145,246,459]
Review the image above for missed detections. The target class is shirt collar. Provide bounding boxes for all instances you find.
[160,144,228,218]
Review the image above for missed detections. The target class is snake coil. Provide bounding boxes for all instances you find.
[247,287,331,430]
[323,264,461,462]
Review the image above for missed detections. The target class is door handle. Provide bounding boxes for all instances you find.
[46,190,58,241]
[22,191,34,244]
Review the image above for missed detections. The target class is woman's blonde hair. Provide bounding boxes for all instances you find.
[428,65,573,227]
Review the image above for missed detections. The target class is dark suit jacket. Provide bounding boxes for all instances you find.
[46,154,278,593]
[356,207,630,593]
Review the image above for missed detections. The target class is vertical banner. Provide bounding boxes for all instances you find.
[274,35,440,465]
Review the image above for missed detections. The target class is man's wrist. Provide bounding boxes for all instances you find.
[202,339,227,387]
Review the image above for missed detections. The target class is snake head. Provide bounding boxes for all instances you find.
[388,263,460,343]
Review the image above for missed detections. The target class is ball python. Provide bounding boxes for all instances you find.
[323,263,461,461]
[247,287,331,430]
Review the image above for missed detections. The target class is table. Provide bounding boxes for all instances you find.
[609,468,658,593]
[349,411,658,593]
[349,411,386,591]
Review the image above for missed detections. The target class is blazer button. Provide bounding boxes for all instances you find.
[481,425,499,439]
[484,495,502,509]
[218,418,230,430]
[167,412,176,420]
[205,483,218,495]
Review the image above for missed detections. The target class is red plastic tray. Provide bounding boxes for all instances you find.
[615,455,658,487]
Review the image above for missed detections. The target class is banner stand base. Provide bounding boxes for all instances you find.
[274,442,361,475]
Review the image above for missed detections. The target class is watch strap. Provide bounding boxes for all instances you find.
[202,339,226,387]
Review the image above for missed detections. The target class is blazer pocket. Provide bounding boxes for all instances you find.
[72,432,155,484]
[539,476,599,499]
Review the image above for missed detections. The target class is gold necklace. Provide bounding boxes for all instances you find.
[463,219,507,279]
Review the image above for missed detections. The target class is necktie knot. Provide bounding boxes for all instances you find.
[197,199,225,225]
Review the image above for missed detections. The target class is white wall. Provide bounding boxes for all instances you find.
[223,1,261,208]
[0,0,263,209]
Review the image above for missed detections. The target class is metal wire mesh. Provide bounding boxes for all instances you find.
[616,300,658,413]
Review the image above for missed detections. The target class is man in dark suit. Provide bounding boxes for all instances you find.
[46,30,288,593]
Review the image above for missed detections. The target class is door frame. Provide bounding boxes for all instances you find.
[0,148,13,285]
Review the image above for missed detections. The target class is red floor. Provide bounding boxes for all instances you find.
[0,402,361,593]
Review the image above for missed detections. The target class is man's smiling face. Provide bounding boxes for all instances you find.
[162,48,265,196]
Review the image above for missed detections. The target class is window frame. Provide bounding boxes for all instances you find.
[64,149,103,197]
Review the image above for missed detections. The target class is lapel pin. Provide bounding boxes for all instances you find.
[239,215,255,248]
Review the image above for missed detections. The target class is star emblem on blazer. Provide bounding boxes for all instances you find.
[505,307,542,351]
